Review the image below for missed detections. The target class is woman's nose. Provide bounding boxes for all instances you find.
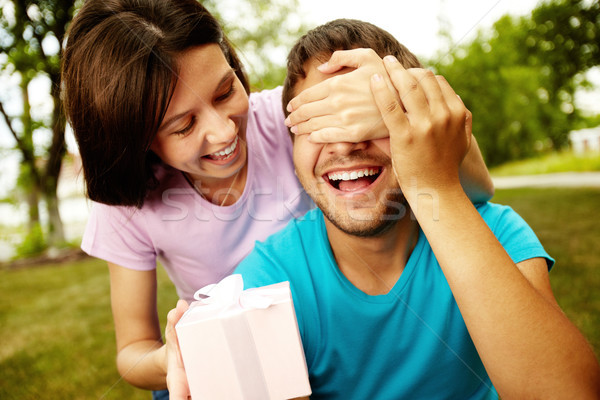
[203,109,236,144]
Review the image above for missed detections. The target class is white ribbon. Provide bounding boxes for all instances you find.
[191,274,287,312]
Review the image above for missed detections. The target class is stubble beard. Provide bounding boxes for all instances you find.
[306,180,408,238]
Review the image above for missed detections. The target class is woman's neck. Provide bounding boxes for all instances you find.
[184,162,248,206]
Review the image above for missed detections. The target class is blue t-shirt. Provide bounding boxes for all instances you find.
[235,202,553,399]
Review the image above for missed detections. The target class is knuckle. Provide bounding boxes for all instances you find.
[364,48,378,58]
[296,121,311,135]
[416,119,434,135]
[421,69,435,78]
[294,106,308,121]
[404,80,419,95]
[385,100,401,115]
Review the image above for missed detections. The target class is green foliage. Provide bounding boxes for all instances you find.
[202,0,308,90]
[429,0,600,166]
[14,222,45,258]
[1,0,78,247]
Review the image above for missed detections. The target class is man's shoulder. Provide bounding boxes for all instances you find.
[474,201,521,229]
[235,208,324,287]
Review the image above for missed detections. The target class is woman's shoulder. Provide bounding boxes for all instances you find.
[246,86,290,148]
[248,86,283,110]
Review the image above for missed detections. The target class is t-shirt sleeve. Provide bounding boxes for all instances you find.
[248,86,290,147]
[81,202,157,270]
[483,203,555,270]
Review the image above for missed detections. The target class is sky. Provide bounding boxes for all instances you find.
[297,0,545,59]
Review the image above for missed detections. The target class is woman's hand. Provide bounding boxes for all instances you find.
[285,48,392,143]
[369,55,471,198]
[165,299,191,400]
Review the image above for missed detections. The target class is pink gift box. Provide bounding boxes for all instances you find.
[176,274,311,400]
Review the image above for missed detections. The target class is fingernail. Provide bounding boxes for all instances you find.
[284,116,292,127]
[317,62,329,71]
[372,73,382,82]
[290,125,298,134]
[286,102,293,112]
[384,55,398,63]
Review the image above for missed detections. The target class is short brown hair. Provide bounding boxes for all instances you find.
[282,19,422,119]
[61,0,249,207]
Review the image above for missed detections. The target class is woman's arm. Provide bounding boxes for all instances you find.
[108,262,168,390]
[284,49,493,202]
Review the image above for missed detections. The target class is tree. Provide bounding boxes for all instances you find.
[429,0,599,166]
[203,0,307,90]
[0,0,305,256]
[0,0,79,250]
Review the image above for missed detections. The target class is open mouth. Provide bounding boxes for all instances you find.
[325,167,382,192]
[203,136,239,161]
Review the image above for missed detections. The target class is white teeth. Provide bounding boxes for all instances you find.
[210,136,238,157]
[327,168,380,181]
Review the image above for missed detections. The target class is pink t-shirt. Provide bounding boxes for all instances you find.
[81,87,313,301]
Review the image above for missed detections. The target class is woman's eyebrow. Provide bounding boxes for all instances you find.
[158,69,236,131]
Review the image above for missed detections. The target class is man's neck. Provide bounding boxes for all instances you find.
[324,215,419,296]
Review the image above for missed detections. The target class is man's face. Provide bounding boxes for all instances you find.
[292,58,406,237]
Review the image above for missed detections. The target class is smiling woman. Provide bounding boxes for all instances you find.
[60,0,314,395]
[149,45,250,205]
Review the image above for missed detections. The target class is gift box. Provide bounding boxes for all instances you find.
[175,274,311,400]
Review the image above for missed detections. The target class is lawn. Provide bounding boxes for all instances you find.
[0,259,179,399]
[489,151,600,176]
[0,187,598,399]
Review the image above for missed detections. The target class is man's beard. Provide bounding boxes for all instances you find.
[313,185,408,238]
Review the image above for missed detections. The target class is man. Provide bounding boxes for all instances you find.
[236,19,600,399]
[168,19,600,399]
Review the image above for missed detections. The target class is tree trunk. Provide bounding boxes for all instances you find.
[26,183,41,230]
[42,69,68,247]
[45,186,65,247]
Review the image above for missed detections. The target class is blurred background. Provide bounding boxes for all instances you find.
[1,0,599,398]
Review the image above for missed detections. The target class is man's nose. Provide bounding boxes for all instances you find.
[324,140,369,155]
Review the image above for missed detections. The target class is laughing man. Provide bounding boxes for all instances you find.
[232,19,600,399]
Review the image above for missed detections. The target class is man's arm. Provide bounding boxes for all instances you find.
[370,56,600,399]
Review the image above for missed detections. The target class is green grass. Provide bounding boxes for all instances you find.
[0,188,598,398]
[490,151,600,176]
[492,188,600,357]
[0,259,178,399]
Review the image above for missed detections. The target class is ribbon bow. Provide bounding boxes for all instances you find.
[191,274,285,311]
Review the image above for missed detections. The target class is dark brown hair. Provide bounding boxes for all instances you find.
[61,0,249,207]
[282,19,423,118]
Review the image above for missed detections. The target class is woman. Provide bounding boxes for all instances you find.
[61,0,493,396]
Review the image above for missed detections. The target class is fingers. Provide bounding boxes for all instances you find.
[435,75,471,150]
[286,80,329,114]
[381,56,428,120]
[285,100,330,129]
[369,72,409,135]
[406,69,445,113]
[316,48,382,74]
[308,123,388,143]
[166,300,191,400]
